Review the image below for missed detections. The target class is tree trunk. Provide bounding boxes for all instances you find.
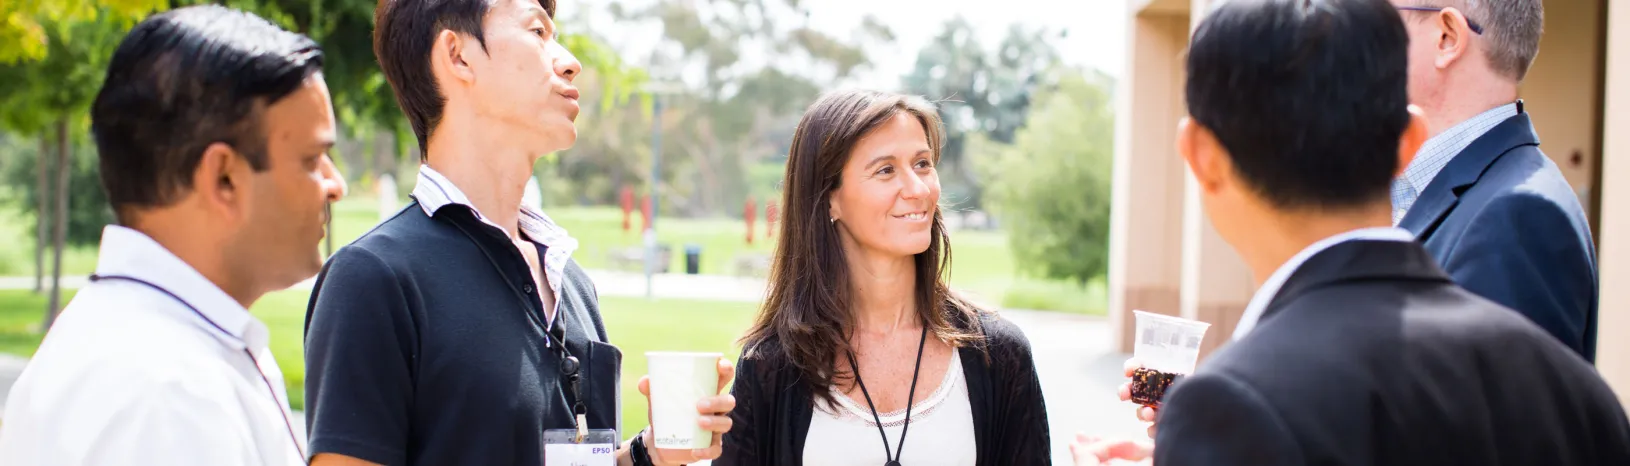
[34,136,51,294]
[44,118,69,330]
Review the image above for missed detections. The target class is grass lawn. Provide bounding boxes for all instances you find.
[599,297,758,434]
[0,208,99,278]
[0,288,756,435]
[0,289,72,357]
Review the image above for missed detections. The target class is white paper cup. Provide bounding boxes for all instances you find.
[646,351,722,450]
[1131,310,1212,375]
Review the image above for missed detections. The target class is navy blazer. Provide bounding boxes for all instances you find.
[1154,240,1630,466]
[1397,108,1598,361]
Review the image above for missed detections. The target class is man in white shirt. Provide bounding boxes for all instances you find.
[0,5,347,465]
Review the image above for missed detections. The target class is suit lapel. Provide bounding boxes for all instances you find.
[1258,240,1453,324]
[1398,113,1542,238]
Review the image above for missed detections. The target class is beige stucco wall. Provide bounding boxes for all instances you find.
[1594,0,1630,407]
[1521,0,1604,218]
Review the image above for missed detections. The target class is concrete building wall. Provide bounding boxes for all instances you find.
[1521,0,1605,218]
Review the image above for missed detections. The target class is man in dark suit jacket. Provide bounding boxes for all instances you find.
[1073,1,1630,465]
[1391,0,1597,361]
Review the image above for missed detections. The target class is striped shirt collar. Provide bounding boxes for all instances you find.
[411,165,579,325]
[1391,102,1520,224]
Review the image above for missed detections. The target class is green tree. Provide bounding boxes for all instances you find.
[0,7,132,326]
[580,0,890,216]
[0,0,163,64]
[0,61,57,293]
[978,69,1115,285]
[902,19,1060,208]
[4,138,115,248]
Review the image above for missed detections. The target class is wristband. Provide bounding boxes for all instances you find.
[631,427,657,466]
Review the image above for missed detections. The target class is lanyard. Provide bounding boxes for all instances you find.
[443,214,589,438]
[88,274,308,463]
[847,326,929,466]
[550,321,588,440]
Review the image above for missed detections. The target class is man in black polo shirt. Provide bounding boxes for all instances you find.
[301,0,735,464]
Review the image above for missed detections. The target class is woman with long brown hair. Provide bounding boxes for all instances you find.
[715,89,1051,465]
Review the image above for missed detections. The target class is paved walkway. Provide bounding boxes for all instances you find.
[0,272,1148,464]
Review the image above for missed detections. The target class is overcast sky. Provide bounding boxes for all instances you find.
[568,0,1127,90]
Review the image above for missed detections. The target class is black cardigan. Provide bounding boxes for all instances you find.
[715,312,1052,465]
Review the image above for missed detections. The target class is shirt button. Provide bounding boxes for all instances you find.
[522,283,535,294]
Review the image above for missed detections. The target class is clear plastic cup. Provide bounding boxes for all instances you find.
[645,352,722,450]
[1131,310,1211,375]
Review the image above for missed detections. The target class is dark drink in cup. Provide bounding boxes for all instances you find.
[1129,310,1211,407]
[1129,367,1181,407]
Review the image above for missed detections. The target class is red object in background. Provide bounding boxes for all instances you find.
[640,195,652,232]
[766,201,779,238]
[744,197,757,245]
[620,187,634,232]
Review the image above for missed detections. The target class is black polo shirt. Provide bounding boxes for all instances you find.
[303,201,622,465]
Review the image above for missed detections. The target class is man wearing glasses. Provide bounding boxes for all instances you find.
[1388,0,1598,361]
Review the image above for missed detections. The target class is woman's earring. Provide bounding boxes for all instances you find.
[830,217,837,224]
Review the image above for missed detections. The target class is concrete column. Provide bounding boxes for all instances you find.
[1107,5,1191,354]
[1593,0,1630,407]
[1173,0,1255,360]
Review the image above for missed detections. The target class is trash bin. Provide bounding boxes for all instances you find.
[684,244,702,275]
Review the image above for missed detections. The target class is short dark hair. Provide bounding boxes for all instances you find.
[91,5,323,221]
[373,0,557,156]
[1186,0,1411,210]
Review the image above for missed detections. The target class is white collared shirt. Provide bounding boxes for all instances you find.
[0,226,305,465]
[1231,227,1416,341]
[412,165,579,329]
[1391,102,1520,224]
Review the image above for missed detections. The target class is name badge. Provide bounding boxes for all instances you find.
[544,428,617,466]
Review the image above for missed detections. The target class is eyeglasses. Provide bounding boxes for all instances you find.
[1396,6,1484,35]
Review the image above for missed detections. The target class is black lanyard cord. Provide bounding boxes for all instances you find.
[444,215,585,421]
[88,274,308,463]
[847,326,929,466]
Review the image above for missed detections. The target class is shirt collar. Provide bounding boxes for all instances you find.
[93,225,261,349]
[1399,103,1521,200]
[1230,227,1415,341]
[410,165,579,327]
[411,164,579,255]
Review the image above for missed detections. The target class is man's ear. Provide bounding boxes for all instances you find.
[192,142,251,222]
[1178,117,1228,194]
[1433,8,1474,69]
[1396,105,1429,178]
[430,29,478,88]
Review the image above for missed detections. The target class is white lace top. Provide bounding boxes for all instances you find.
[802,350,976,465]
